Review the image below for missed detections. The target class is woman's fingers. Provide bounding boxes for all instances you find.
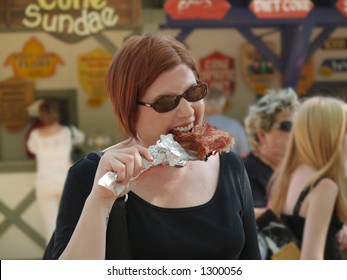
[90,141,154,207]
[98,144,153,185]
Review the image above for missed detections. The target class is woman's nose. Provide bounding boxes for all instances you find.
[176,98,195,117]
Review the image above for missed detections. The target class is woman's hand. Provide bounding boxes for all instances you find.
[89,139,153,209]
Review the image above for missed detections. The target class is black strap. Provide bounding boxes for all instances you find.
[106,196,133,259]
[293,187,310,216]
[92,152,133,259]
[293,177,326,216]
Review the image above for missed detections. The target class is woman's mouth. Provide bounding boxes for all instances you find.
[170,123,194,133]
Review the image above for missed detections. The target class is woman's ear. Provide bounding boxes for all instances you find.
[257,129,267,145]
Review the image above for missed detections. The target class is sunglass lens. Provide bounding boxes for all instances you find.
[153,96,179,113]
[185,84,207,102]
[279,121,292,132]
[152,83,207,113]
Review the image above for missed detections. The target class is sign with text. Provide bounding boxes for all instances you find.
[199,51,235,96]
[336,0,347,17]
[319,58,347,77]
[240,42,277,95]
[77,48,112,107]
[321,37,347,50]
[0,0,142,43]
[249,0,314,18]
[165,0,230,20]
[0,77,35,132]
[4,37,64,79]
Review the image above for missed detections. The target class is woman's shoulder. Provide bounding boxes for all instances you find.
[312,177,338,197]
[292,166,338,195]
[65,152,102,194]
[220,151,244,172]
[28,128,39,137]
[70,152,102,169]
[218,152,251,201]
[220,150,239,160]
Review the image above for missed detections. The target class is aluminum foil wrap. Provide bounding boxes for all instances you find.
[97,134,196,196]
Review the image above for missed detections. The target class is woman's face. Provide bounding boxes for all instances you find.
[135,64,205,147]
[259,112,294,168]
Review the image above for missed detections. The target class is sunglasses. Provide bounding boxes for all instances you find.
[272,120,292,132]
[137,82,208,113]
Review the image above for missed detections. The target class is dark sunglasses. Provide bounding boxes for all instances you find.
[137,82,208,113]
[272,120,292,132]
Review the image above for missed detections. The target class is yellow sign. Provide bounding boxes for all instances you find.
[0,77,35,132]
[322,37,347,50]
[78,49,112,107]
[4,37,64,79]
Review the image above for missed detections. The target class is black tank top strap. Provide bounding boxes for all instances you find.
[293,177,326,216]
[293,187,310,216]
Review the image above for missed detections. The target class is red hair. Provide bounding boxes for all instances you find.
[105,33,200,139]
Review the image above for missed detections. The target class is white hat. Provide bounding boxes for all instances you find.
[27,99,44,117]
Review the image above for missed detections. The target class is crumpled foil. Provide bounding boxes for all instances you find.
[97,134,196,196]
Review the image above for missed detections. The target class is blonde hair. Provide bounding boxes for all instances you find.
[245,88,300,151]
[270,96,347,221]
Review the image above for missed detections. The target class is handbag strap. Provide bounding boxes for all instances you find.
[92,151,132,259]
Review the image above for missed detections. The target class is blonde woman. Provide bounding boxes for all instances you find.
[270,96,347,259]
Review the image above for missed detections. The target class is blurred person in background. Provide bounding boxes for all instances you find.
[269,96,347,259]
[204,87,249,158]
[27,99,85,242]
[243,88,300,218]
[25,99,45,159]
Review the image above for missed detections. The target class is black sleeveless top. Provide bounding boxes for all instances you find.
[281,178,343,259]
[53,152,260,259]
[126,152,260,259]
